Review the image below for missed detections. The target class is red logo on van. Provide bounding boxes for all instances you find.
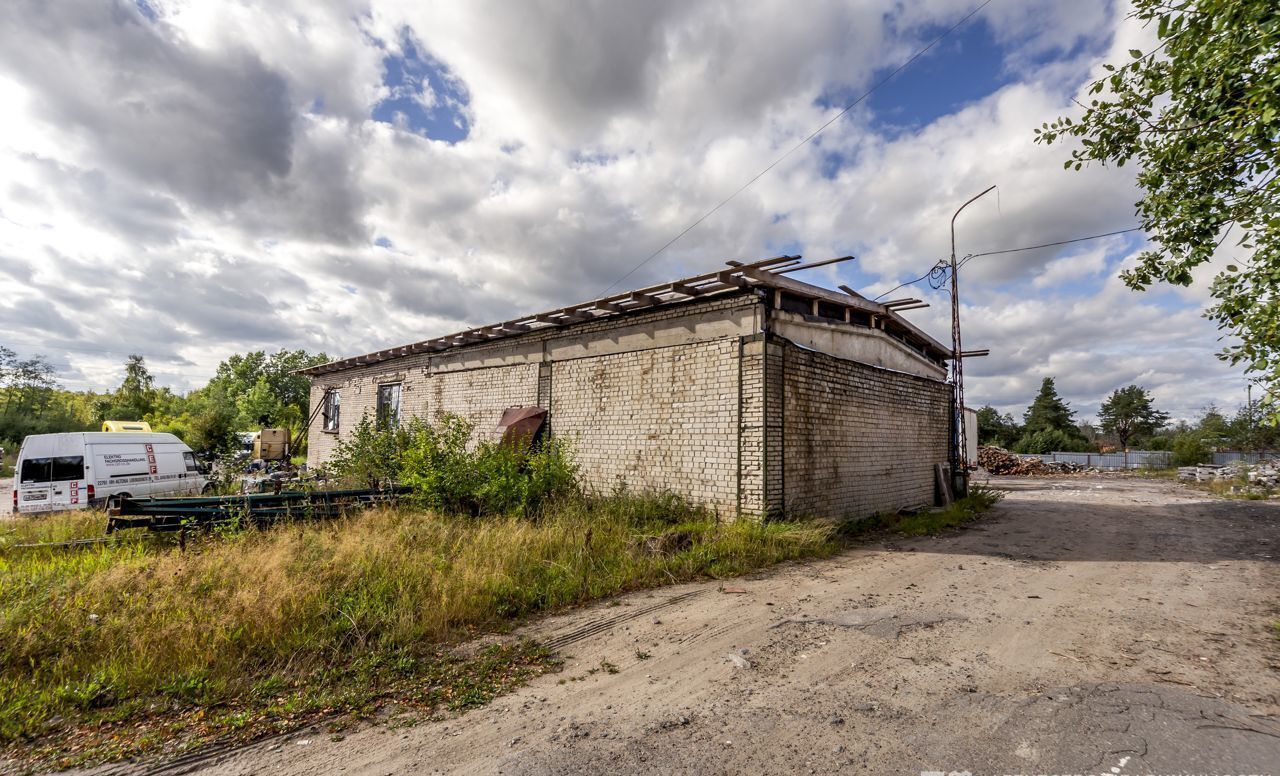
[144,443,158,475]
[70,481,79,504]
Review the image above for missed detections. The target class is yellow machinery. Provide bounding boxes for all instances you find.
[252,428,291,461]
[102,420,153,433]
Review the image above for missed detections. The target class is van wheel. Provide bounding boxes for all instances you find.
[202,483,215,495]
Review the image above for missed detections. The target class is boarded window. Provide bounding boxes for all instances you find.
[376,384,401,428]
[322,390,341,432]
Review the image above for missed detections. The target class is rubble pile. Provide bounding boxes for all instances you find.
[1178,460,1280,489]
[977,446,1086,476]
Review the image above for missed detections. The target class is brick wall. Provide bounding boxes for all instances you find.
[307,294,761,517]
[775,337,950,518]
[306,360,539,465]
[550,338,742,516]
[306,291,951,521]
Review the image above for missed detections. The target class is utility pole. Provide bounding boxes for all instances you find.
[1247,383,1253,453]
[949,185,996,494]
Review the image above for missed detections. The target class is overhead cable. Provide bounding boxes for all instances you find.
[874,225,1144,300]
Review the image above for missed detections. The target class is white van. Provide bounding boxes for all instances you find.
[12,432,209,515]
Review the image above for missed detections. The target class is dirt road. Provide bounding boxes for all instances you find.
[124,476,1280,775]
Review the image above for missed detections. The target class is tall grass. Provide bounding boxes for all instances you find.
[0,416,1000,767]
[0,492,836,763]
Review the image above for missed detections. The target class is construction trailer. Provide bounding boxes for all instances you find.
[301,257,955,519]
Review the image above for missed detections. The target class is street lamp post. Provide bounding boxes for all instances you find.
[949,185,996,495]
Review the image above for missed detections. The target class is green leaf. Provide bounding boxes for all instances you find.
[1039,0,1280,410]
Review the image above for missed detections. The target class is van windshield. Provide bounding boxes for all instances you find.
[20,456,84,484]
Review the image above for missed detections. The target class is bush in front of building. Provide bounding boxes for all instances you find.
[401,416,579,517]
[324,412,580,517]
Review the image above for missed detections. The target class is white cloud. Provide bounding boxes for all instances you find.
[0,0,1249,423]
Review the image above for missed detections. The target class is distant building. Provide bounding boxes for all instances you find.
[302,256,954,518]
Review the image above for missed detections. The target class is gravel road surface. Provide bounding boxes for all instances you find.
[98,476,1280,775]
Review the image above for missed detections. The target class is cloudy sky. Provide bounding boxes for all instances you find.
[0,0,1250,422]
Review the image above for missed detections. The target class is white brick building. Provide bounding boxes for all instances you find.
[301,256,954,519]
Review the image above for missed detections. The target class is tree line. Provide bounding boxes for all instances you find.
[0,347,328,455]
[977,377,1277,464]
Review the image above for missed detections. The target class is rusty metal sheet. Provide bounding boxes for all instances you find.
[497,406,547,448]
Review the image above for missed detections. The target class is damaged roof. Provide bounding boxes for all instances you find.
[299,255,951,376]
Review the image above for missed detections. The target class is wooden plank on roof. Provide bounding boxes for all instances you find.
[740,268,883,315]
[743,268,950,357]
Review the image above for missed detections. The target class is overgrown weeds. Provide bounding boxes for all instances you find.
[326,413,579,516]
[0,416,1003,768]
[1198,475,1276,500]
[839,486,1004,537]
[0,491,835,767]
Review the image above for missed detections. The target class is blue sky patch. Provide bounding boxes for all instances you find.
[134,0,158,22]
[812,17,1012,147]
[865,18,1011,134]
[372,31,471,143]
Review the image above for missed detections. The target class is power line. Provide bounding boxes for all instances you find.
[600,0,996,295]
[873,225,1144,300]
[958,226,1143,265]
[872,259,950,301]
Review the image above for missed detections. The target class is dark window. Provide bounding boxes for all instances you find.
[52,456,84,481]
[815,301,845,320]
[323,390,341,432]
[20,458,51,484]
[21,456,84,483]
[376,384,401,428]
[183,452,199,472]
[778,292,811,315]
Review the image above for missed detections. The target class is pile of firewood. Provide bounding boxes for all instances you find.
[977,446,1084,475]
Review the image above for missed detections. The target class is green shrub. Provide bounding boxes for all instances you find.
[397,414,477,511]
[327,413,580,516]
[1171,433,1211,465]
[326,414,413,489]
[1011,428,1092,454]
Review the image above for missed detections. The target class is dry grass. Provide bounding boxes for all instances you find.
[0,493,836,766]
